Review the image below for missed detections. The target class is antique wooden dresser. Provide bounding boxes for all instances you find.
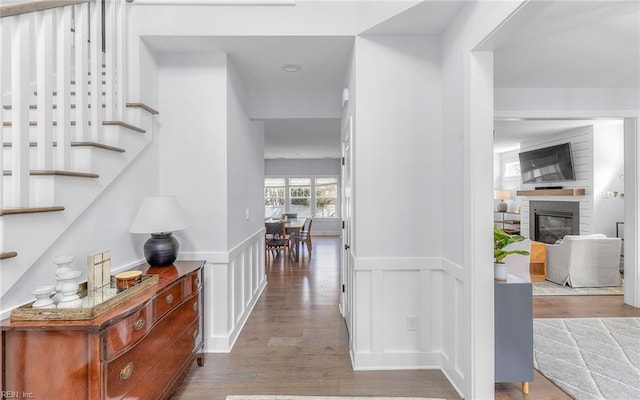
[0,260,205,400]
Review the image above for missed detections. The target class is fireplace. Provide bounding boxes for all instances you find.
[529,201,580,244]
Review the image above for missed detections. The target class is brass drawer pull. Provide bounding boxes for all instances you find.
[133,318,145,331]
[192,302,198,312]
[120,362,134,381]
[194,277,200,287]
[165,294,174,304]
[192,329,198,341]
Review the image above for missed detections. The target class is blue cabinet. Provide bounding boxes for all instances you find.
[495,281,534,393]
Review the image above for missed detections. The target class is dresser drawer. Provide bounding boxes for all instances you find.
[154,281,183,321]
[103,303,153,360]
[106,319,200,400]
[106,292,200,399]
[183,270,202,297]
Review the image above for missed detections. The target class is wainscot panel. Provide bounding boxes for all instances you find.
[350,257,445,370]
[180,229,267,352]
[439,258,466,398]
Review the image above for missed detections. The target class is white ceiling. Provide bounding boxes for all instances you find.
[488,0,639,153]
[492,0,639,89]
[264,118,341,159]
[147,35,355,95]
[145,1,639,159]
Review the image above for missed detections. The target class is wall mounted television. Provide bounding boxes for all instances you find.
[518,142,576,184]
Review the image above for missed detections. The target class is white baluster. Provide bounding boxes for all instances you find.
[104,0,116,122]
[74,3,90,142]
[10,15,31,207]
[0,19,5,210]
[116,0,127,123]
[89,0,103,143]
[55,6,72,171]
[36,9,54,170]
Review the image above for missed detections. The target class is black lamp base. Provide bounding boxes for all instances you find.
[144,233,179,266]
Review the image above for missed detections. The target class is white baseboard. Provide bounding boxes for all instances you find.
[350,350,444,371]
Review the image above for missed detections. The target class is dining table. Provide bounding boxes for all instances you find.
[266,218,306,261]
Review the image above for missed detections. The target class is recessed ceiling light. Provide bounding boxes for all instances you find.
[282,64,301,72]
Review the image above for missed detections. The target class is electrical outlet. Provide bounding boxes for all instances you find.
[407,315,417,331]
[245,209,250,220]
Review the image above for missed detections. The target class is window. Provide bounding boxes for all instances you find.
[264,176,339,219]
[504,161,521,178]
[315,177,337,217]
[264,178,285,219]
[289,178,311,218]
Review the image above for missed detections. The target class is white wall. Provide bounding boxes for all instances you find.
[495,88,639,111]
[156,51,266,352]
[354,35,442,258]
[227,59,266,247]
[441,2,526,398]
[265,158,340,176]
[249,88,341,120]
[594,121,625,237]
[157,52,229,252]
[349,33,445,370]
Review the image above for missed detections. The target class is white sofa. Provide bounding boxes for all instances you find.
[546,234,622,288]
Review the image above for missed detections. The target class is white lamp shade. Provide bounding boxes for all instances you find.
[494,190,511,201]
[129,196,189,234]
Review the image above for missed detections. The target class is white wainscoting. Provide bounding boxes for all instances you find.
[350,256,462,383]
[438,258,466,397]
[180,228,267,353]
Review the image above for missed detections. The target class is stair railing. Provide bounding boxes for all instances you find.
[1,0,127,208]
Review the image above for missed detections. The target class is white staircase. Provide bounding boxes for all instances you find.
[0,0,156,295]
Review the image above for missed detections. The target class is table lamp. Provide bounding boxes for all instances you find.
[130,196,189,266]
[494,190,510,212]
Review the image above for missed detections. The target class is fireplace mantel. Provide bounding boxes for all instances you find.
[517,188,585,196]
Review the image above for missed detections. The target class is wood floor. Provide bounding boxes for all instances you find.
[173,236,640,400]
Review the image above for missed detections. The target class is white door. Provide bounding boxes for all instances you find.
[340,117,354,333]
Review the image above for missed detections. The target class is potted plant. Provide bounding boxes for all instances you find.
[494,225,530,281]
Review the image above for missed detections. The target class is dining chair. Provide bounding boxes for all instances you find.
[290,218,313,259]
[265,221,288,259]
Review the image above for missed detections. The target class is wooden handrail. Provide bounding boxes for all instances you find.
[1,206,65,216]
[2,141,126,153]
[0,252,18,260]
[126,103,160,115]
[3,170,100,178]
[0,0,89,18]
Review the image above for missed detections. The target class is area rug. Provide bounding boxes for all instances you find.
[533,318,640,400]
[532,280,623,296]
[227,397,444,400]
